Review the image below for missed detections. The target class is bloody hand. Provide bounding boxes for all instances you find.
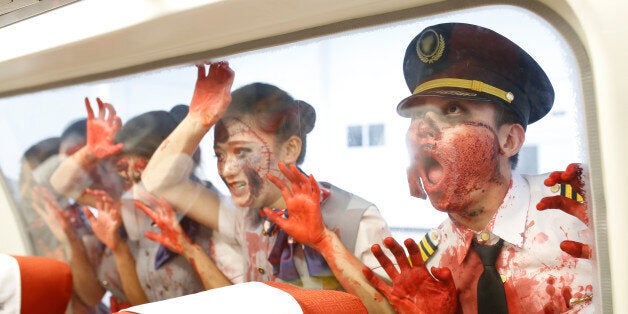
[85,97,124,159]
[537,163,591,259]
[189,62,235,127]
[363,237,458,314]
[84,189,123,251]
[263,162,328,249]
[31,186,74,243]
[134,193,191,254]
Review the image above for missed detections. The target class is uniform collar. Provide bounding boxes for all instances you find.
[448,174,529,265]
[488,173,529,248]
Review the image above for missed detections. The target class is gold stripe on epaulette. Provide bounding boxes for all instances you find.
[561,183,584,203]
[418,232,438,263]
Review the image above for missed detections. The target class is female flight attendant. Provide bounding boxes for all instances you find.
[48,99,242,310]
[140,62,396,313]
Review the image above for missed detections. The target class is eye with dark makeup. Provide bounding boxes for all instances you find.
[115,159,129,173]
[444,101,464,115]
[446,104,460,114]
[234,147,252,158]
[214,151,224,163]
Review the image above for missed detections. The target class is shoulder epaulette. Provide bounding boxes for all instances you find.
[418,230,440,263]
[554,183,584,203]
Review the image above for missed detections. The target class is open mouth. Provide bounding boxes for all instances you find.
[417,145,443,188]
[424,155,443,186]
[229,181,246,189]
[228,181,248,197]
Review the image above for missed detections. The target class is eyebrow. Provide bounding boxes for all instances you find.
[213,140,256,150]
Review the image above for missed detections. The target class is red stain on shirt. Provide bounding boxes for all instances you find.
[533,232,549,244]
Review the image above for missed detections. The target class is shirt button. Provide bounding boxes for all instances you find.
[480,231,490,242]
[500,274,508,283]
[102,280,108,286]
[550,184,560,193]
[257,267,265,275]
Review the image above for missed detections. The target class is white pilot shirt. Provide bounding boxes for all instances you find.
[424,173,593,313]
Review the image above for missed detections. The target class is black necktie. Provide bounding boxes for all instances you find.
[472,238,508,314]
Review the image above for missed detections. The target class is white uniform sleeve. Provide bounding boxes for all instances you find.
[142,153,194,194]
[0,254,21,313]
[49,156,93,199]
[353,206,396,280]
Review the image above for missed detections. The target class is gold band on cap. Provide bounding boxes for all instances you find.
[414,78,514,103]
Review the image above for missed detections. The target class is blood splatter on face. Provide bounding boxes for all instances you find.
[214,117,282,208]
[115,154,149,191]
[244,167,264,201]
[407,102,507,215]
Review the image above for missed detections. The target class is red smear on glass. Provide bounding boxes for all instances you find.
[560,240,592,259]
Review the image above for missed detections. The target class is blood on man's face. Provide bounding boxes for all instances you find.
[405,97,509,214]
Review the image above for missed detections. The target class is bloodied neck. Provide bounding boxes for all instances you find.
[406,96,523,231]
[213,116,286,210]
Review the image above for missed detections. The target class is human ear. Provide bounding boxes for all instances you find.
[499,123,525,158]
[280,135,302,164]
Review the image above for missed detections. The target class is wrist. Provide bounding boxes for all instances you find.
[182,242,202,260]
[110,238,130,256]
[186,112,213,132]
[312,228,336,253]
[73,146,99,169]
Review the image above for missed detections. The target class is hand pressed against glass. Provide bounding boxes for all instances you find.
[84,97,124,159]
[135,195,191,255]
[83,189,124,251]
[405,97,514,218]
[537,163,592,259]
[214,117,285,209]
[189,62,234,127]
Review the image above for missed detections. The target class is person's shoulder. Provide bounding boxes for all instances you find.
[517,172,556,198]
[519,172,548,184]
[320,181,374,209]
[519,172,582,201]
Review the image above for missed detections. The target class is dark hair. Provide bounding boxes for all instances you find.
[19,137,62,199]
[215,83,316,165]
[22,137,61,171]
[493,102,523,169]
[115,105,200,164]
[60,118,87,142]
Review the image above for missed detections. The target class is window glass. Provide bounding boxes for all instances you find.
[347,125,363,147]
[368,124,385,146]
[0,4,591,310]
[0,2,586,255]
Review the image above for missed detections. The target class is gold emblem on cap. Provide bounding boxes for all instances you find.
[416,29,445,64]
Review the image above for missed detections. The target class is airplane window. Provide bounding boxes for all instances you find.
[0,5,586,236]
[0,4,597,312]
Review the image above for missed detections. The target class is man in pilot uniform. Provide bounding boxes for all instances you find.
[364,23,593,313]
